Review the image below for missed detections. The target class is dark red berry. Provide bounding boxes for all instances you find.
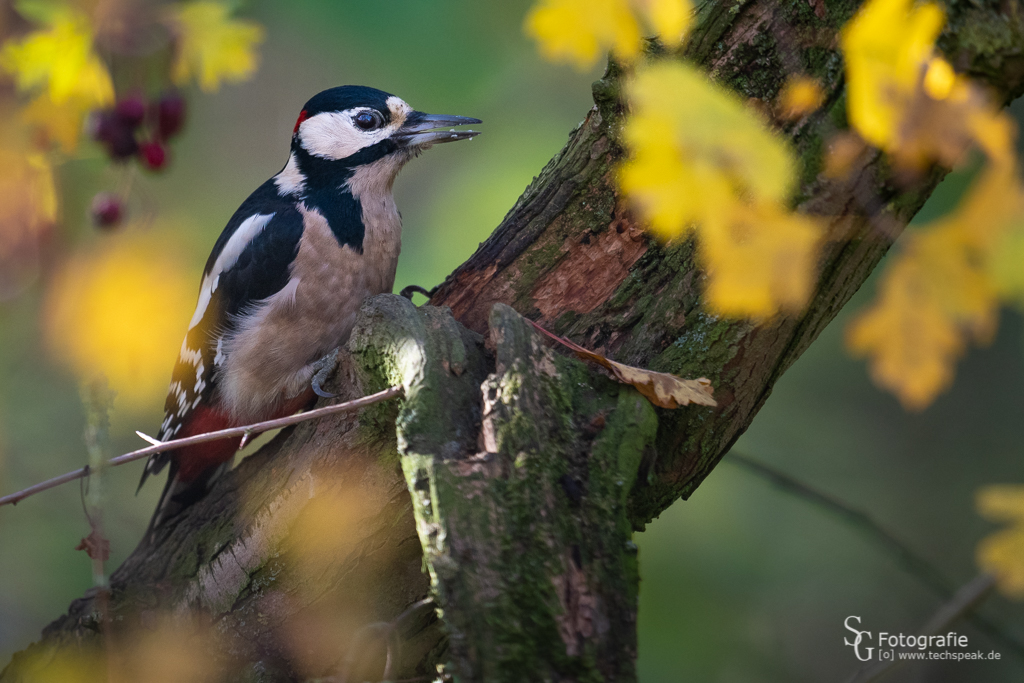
[88,110,116,143]
[139,141,168,170]
[154,93,186,140]
[90,193,123,229]
[114,96,146,128]
[90,109,139,161]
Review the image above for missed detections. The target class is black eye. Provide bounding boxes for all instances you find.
[354,111,382,131]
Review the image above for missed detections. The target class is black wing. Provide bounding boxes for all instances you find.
[141,180,305,484]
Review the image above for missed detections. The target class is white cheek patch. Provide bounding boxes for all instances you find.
[299,111,385,160]
[298,99,411,161]
[188,213,276,330]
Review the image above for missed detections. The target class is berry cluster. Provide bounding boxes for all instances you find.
[89,92,186,171]
[89,92,186,228]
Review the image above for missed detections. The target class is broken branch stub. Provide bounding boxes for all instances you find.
[352,296,666,681]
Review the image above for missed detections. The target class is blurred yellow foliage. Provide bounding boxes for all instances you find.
[0,13,114,106]
[848,164,1023,409]
[841,0,944,150]
[0,147,56,298]
[15,616,224,683]
[289,482,374,585]
[524,0,690,69]
[990,226,1024,306]
[619,62,819,317]
[168,2,265,93]
[976,485,1024,598]
[701,203,820,316]
[20,92,94,152]
[44,233,197,410]
[635,0,692,48]
[0,12,114,151]
[110,616,223,683]
[13,645,104,683]
[839,0,1024,408]
[778,76,825,120]
[282,480,393,676]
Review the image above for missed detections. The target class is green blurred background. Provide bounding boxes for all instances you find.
[0,1,1022,681]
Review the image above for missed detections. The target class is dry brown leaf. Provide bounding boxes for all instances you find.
[525,319,717,409]
[74,529,110,561]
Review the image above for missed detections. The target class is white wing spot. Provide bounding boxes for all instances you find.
[179,343,202,366]
[214,336,226,367]
[189,213,276,330]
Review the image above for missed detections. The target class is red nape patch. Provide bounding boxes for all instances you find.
[174,407,242,482]
[293,109,310,134]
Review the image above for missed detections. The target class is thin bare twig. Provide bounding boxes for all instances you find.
[337,597,435,683]
[728,451,954,597]
[0,385,404,508]
[843,573,997,683]
[728,452,1024,662]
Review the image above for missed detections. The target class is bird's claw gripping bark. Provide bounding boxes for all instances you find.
[310,348,340,399]
[399,284,438,302]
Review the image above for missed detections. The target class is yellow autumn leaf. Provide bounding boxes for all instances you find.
[922,57,955,100]
[778,75,825,120]
[622,62,797,220]
[168,2,265,93]
[525,0,643,69]
[840,0,945,150]
[894,66,1012,171]
[846,257,964,410]
[620,62,819,318]
[845,163,1024,408]
[0,12,113,106]
[841,0,1010,171]
[44,233,197,409]
[633,0,693,48]
[0,11,113,150]
[20,93,93,153]
[847,159,1024,409]
[701,203,821,317]
[978,485,1024,521]
[977,485,1024,598]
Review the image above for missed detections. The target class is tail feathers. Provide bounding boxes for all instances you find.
[143,460,232,544]
[137,452,170,494]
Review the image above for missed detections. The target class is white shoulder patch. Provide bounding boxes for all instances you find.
[189,212,276,330]
[274,153,305,196]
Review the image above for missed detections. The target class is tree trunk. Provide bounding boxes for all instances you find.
[5,0,1024,681]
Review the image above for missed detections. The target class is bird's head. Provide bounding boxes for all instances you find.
[289,85,480,173]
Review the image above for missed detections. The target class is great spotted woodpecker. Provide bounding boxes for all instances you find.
[140,86,480,534]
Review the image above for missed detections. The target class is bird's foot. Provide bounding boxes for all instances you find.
[399,284,438,302]
[310,348,340,399]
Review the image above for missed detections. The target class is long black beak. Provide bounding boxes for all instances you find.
[395,112,481,148]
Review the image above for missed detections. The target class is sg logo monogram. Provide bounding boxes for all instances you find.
[844,616,875,662]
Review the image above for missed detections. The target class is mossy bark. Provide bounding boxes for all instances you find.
[5,0,1024,681]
